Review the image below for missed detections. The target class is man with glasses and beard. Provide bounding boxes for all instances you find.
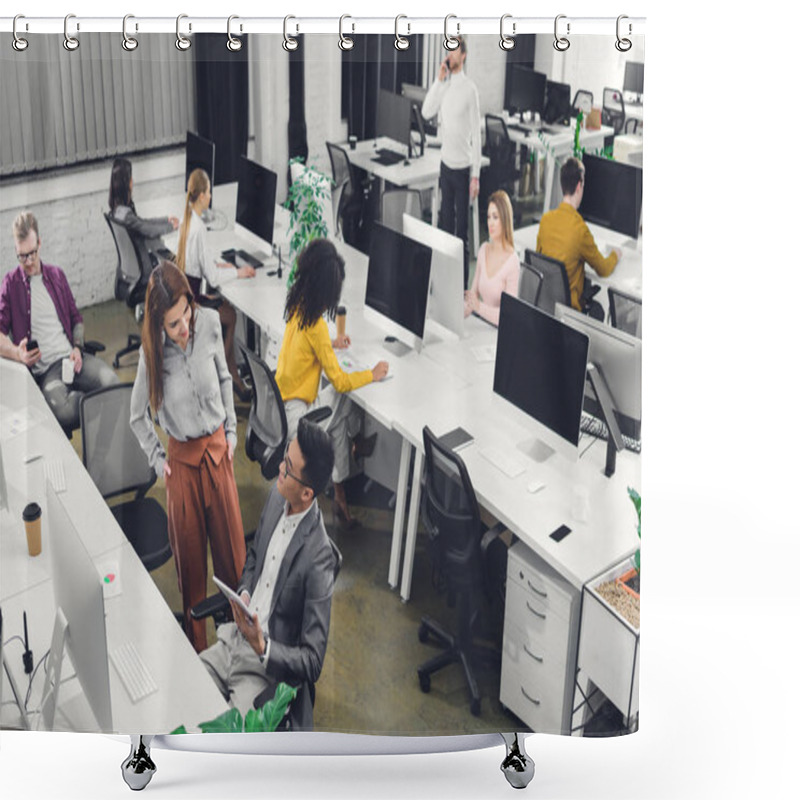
[200,418,338,731]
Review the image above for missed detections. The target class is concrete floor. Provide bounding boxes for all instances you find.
[75,297,529,736]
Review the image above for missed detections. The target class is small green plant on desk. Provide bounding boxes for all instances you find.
[170,683,297,734]
[628,486,641,573]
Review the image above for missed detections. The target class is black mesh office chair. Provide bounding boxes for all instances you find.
[380,188,423,233]
[602,88,626,135]
[326,142,366,246]
[572,89,594,117]
[238,345,332,481]
[518,261,544,309]
[79,383,171,571]
[524,249,571,315]
[608,288,642,339]
[482,114,521,210]
[417,426,505,717]
[105,212,153,368]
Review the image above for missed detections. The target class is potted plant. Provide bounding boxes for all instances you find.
[284,157,332,287]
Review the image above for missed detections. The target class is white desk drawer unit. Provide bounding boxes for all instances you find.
[500,541,579,735]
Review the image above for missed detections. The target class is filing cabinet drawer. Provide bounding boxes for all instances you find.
[507,543,576,622]
[504,578,571,661]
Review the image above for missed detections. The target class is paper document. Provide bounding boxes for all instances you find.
[213,575,254,621]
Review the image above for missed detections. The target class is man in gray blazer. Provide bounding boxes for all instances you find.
[200,418,337,731]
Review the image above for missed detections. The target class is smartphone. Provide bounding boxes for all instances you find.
[26,339,39,351]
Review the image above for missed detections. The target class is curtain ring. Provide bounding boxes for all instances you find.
[63,13,79,51]
[227,15,242,52]
[283,15,298,52]
[175,14,191,51]
[553,14,570,52]
[394,15,410,51]
[443,14,460,51]
[122,15,139,51]
[339,15,354,51]
[615,15,632,52]
[12,15,29,52]
[499,14,516,51]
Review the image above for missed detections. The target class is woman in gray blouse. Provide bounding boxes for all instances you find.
[130,262,246,652]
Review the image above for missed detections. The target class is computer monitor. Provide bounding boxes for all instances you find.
[580,154,643,240]
[377,89,414,157]
[185,131,215,208]
[47,483,113,731]
[235,155,277,254]
[507,66,546,123]
[402,83,436,137]
[493,294,588,462]
[623,61,645,98]
[364,222,432,355]
[543,80,572,125]
[554,304,642,441]
[402,214,464,340]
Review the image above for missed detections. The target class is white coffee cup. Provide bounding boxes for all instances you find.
[61,357,75,385]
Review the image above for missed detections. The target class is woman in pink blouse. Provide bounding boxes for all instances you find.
[464,190,520,325]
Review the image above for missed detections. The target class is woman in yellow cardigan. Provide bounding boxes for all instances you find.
[276,239,389,524]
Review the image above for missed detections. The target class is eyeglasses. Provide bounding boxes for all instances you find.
[281,444,313,490]
[16,248,38,263]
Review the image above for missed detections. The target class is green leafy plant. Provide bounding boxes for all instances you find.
[627,487,641,573]
[169,682,297,735]
[573,110,585,159]
[285,157,331,287]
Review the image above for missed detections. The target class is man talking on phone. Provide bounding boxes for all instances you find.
[421,36,482,289]
[0,211,118,432]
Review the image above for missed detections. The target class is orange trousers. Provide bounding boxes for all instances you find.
[166,425,246,652]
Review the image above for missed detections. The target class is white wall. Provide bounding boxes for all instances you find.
[465,36,507,117]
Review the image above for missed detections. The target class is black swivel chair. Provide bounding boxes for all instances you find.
[326,142,367,247]
[482,115,521,214]
[416,426,506,717]
[380,188,423,233]
[602,88,626,136]
[105,212,153,368]
[608,288,642,339]
[518,261,545,309]
[571,89,594,117]
[79,383,171,571]
[524,249,571,315]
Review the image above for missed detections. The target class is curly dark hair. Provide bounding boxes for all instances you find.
[284,239,345,330]
[108,157,133,212]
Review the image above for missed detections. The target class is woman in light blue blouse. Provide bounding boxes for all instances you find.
[130,262,246,652]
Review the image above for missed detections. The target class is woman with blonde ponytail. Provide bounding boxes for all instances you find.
[177,168,255,400]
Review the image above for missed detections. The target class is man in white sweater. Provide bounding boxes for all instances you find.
[421,36,481,289]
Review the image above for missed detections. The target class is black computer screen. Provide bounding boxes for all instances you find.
[376,89,413,147]
[543,80,571,124]
[186,131,215,208]
[493,294,588,448]
[623,61,645,95]
[580,154,643,239]
[366,222,432,340]
[235,156,277,245]
[508,66,546,117]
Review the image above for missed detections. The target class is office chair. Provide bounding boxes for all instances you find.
[482,115,521,209]
[602,88,626,135]
[523,249,571,315]
[417,426,506,717]
[608,288,642,339]
[571,89,594,117]
[238,345,332,481]
[624,118,642,135]
[326,142,367,246]
[518,261,545,309]
[79,383,171,571]
[380,188,423,233]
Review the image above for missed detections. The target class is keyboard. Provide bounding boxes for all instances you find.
[479,445,527,479]
[110,641,158,704]
[372,149,406,166]
[580,414,641,454]
[507,123,532,134]
[43,459,66,493]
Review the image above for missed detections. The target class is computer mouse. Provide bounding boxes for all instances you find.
[527,480,546,495]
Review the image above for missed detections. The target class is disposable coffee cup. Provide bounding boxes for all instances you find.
[348,135,357,151]
[61,357,74,385]
[22,502,42,557]
[336,306,347,339]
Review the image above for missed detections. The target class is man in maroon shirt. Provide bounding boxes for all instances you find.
[0,211,118,431]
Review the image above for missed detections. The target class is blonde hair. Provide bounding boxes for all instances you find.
[13,211,39,243]
[488,190,514,249]
[175,168,210,272]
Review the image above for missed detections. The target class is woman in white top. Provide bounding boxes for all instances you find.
[464,190,520,326]
[176,168,255,400]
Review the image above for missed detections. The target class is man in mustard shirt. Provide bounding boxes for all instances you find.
[536,157,622,320]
